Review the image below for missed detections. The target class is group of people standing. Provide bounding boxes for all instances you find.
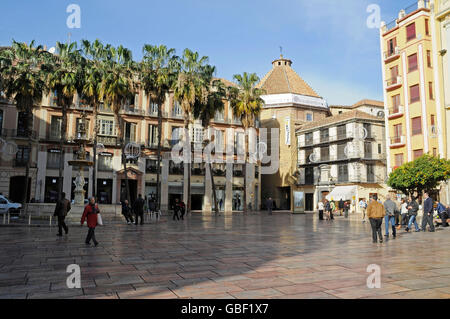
[317,198,351,221]
[121,194,154,225]
[366,193,449,243]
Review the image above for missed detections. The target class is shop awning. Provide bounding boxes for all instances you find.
[326,186,357,201]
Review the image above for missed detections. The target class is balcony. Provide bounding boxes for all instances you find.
[386,76,402,92]
[389,136,406,148]
[384,47,400,62]
[14,159,28,167]
[388,106,404,119]
[1,129,38,140]
[121,107,145,116]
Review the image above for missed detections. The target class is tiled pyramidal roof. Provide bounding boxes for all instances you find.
[257,55,320,98]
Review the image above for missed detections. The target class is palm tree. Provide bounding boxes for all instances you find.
[173,49,210,214]
[99,45,136,204]
[44,41,84,202]
[0,40,47,211]
[193,70,225,215]
[229,72,264,213]
[81,39,110,199]
[139,44,178,211]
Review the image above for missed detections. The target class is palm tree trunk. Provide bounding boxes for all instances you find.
[22,109,33,214]
[58,104,68,201]
[116,112,131,205]
[208,160,219,215]
[156,102,162,210]
[92,105,98,199]
[184,118,191,214]
[243,132,248,214]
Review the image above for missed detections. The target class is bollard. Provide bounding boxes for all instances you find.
[7,213,10,224]
[28,214,31,226]
[49,215,52,227]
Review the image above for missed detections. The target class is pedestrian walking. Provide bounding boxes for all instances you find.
[133,194,145,225]
[266,197,274,215]
[179,200,186,220]
[359,198,367,223]
[344,201,350,218]
[54,192,71,237]
[383,195,397,239]
[421,192,435,232]
[318,200,324,221]
[81,197,100,247]
[172,198,181,221]
[121,199,134,224]
[330,201,336,219]
[338,199,344,216]
[405,196,420,232]
[219,198,223,211]
[367,195,385,244]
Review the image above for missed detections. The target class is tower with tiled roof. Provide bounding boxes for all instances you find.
[259,55,330,212]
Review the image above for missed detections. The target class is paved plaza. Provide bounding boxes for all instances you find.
[0,213,450,299]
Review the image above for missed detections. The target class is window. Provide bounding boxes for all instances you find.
[427,50,432,68]
[145,159,159,174]
[406,23,416,41]
[387,38,397,56]
[408,53,418,72]
[413,149,423,159]
[193,127,204,144]
[395,154,404,167]
[98,153,113,171]
[410,85,420,103]
[429,82,434,100]
[305,132,313,145]
[433,148,437,157]
[411,117,422,135]
[425,19,429,36]
[378,144,382,154]
[306,113,313,122]
[173,100,182,117]
[364,142,372,158]
[320,147,329,162]
[390,65,399,82]
[99,119,115,136]
[392,94,401,113]
[305,167,314,185]
[148,124,158,146]
[367,164,375,183]
[431,115,436,135]
[171,127,182,145]
[50,116,62,139]
[149,100,158,115]
[337,125,346,138]
[124,122,136,143]
[47,150,61,169]
[337,143,346,159]
[338,164,349,183]
[214,129,224,150]
[320,128,329,143]
[393,124,402,144]
[16,146,30,167]
[305,148,314,163]
[17,111,32,137]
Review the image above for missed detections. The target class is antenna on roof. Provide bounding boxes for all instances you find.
[279,46,283,58]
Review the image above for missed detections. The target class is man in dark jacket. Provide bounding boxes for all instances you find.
[121,199,134,224]
[133,194,145,225]
[421,193,435,232]
[406,196,420,232]
[338,199,344,216]
[54,192,71,237]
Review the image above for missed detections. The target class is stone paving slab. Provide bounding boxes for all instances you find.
[0,214,450,299]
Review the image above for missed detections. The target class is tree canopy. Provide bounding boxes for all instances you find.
[387,154,450,195]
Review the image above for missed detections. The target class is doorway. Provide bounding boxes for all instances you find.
[191,194,203,211]
[120,179,137,204]
[9,176,31,203]
[305,193,314,211]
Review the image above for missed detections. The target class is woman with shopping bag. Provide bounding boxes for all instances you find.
[81,197,101,247]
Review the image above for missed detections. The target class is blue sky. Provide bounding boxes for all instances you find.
[0,0,416,105]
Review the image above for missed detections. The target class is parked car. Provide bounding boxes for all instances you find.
[0,195,22,215]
